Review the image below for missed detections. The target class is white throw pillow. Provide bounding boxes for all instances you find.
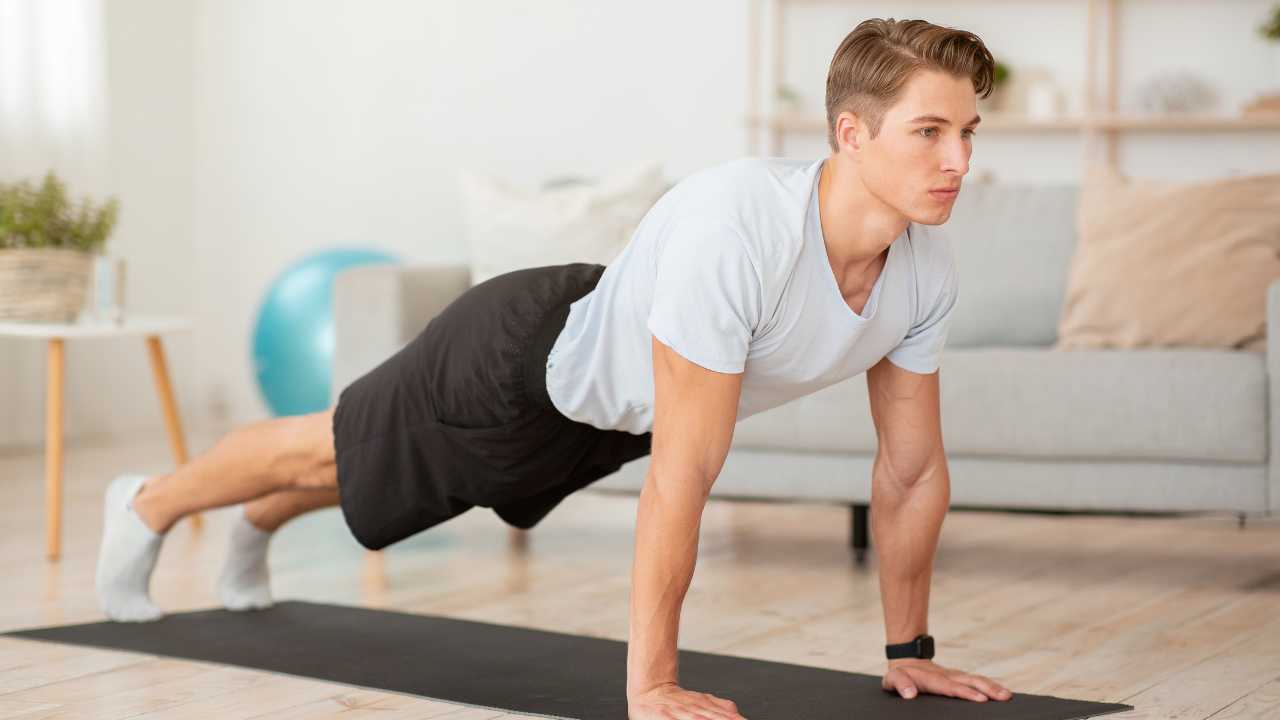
[459,164,669,286]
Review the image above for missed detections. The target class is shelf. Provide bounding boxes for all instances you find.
[1093,112,1280,131]
[746,111,1280,133]
[746,0,1280,164]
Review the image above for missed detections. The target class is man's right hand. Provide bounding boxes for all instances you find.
[628,681,747,719]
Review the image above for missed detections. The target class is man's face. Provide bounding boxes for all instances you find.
[843,69,978,226]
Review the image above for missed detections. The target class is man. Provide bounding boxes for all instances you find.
[95,16,1013,719]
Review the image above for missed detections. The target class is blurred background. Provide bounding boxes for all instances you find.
[2,0,1278,449]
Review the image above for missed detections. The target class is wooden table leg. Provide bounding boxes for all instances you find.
[46,339,64,561]
[145,335,201,529]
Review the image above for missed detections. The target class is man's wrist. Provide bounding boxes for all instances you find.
[626,678,678,699]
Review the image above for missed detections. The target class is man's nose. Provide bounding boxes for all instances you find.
[941,137,970,175]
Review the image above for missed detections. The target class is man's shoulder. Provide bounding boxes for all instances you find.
[675,156,817,199]
[657,156,819,243]
[634,157,817,293]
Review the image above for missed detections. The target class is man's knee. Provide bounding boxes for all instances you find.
[262,408,337,487]
[292,461,338,489]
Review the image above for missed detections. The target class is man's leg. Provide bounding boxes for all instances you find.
[218,486,340,611]
[132,406,339,533]
[243,486,341,532]
[96,406,338,622]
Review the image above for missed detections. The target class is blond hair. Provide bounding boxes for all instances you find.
[825,18,996,152]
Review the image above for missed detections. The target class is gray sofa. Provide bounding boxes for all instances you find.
[333,182,1278,562]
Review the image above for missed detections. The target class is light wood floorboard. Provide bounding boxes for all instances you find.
[1,429,1278,718]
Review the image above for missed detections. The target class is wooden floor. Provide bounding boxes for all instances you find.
[1,429,1279,719]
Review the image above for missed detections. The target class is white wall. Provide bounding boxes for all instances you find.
[0,0,196,450]
[189,0,750,432]
[4,0,1277,448]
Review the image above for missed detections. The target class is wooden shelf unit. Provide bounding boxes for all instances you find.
[745,0,1280,164]
[748,111,1280,133]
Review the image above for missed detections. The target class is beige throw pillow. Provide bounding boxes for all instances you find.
[459,164,669,287]
[1055,164,1280,352]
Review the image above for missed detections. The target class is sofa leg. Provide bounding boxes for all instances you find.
[850,503,869,565]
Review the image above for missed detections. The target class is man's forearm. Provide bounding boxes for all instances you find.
[626,468,707,698]
[871,462,950,654]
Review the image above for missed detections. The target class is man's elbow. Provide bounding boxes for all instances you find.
[875,446,949,490]
[642,464,715,513]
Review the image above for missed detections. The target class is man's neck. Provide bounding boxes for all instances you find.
[817,154,908,283]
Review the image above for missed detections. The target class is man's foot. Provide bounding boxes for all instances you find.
[94,474,166,622]
[217,504,274,611]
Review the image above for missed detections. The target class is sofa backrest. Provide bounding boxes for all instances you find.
[942,182,1080,348]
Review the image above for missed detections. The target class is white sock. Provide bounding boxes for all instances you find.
[217,504,275,611]
[94,473,166,622]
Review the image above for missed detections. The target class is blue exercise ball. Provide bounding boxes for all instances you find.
[252,247,399,417]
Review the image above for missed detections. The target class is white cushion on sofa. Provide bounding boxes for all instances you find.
[458,164,668,286]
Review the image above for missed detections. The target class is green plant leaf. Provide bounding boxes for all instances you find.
[0,171,119,252]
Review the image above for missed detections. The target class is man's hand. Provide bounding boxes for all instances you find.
[628,681,746,719]
[882,659,1014,702]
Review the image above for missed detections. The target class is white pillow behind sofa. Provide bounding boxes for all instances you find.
[458,164,669,286]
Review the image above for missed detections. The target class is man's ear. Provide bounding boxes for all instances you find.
[836,110,863,154]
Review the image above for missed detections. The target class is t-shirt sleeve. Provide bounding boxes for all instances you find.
[646,218,762,374]
[885,237,959,374]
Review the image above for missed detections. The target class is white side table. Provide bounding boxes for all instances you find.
[0,315,198,561]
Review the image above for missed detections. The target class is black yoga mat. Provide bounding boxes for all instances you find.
[5,600,1133,719]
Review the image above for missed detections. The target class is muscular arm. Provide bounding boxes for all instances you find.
[626,334,743,699]
[865,356,950,657]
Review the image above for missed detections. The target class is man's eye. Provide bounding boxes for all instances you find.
[918,127,976,138]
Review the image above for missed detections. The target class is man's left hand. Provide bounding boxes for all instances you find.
[882,659,1014,702]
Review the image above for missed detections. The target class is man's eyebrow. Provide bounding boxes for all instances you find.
[908,114,982,126]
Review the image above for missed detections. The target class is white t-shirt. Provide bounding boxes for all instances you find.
[544,155,959,435]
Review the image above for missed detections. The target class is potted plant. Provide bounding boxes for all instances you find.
[775,83,804,116]
[1261,4,1280,85]
[0,172,119,323]
[978,60,1012,112]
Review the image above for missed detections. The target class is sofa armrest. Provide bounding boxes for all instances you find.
[395,264,473,341]
[1269,278,1280,513]
[331,263,471,406]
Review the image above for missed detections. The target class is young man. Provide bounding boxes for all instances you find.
[95,16,1013,718]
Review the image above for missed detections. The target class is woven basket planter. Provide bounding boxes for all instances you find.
[0,247,93,323]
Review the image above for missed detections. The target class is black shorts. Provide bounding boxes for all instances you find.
[330,262,653,550]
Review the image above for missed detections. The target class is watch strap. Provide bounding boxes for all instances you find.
[885,633,935,660]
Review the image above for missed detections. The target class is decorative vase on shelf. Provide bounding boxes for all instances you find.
[1134,71,1216,114]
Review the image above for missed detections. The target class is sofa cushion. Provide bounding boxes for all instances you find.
[730,347,1265,464]
[943,182,1080,348]
[458,164,668,286]
[1056,164,1280,353]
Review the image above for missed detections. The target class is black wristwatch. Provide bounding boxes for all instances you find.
[886,633,935,660]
